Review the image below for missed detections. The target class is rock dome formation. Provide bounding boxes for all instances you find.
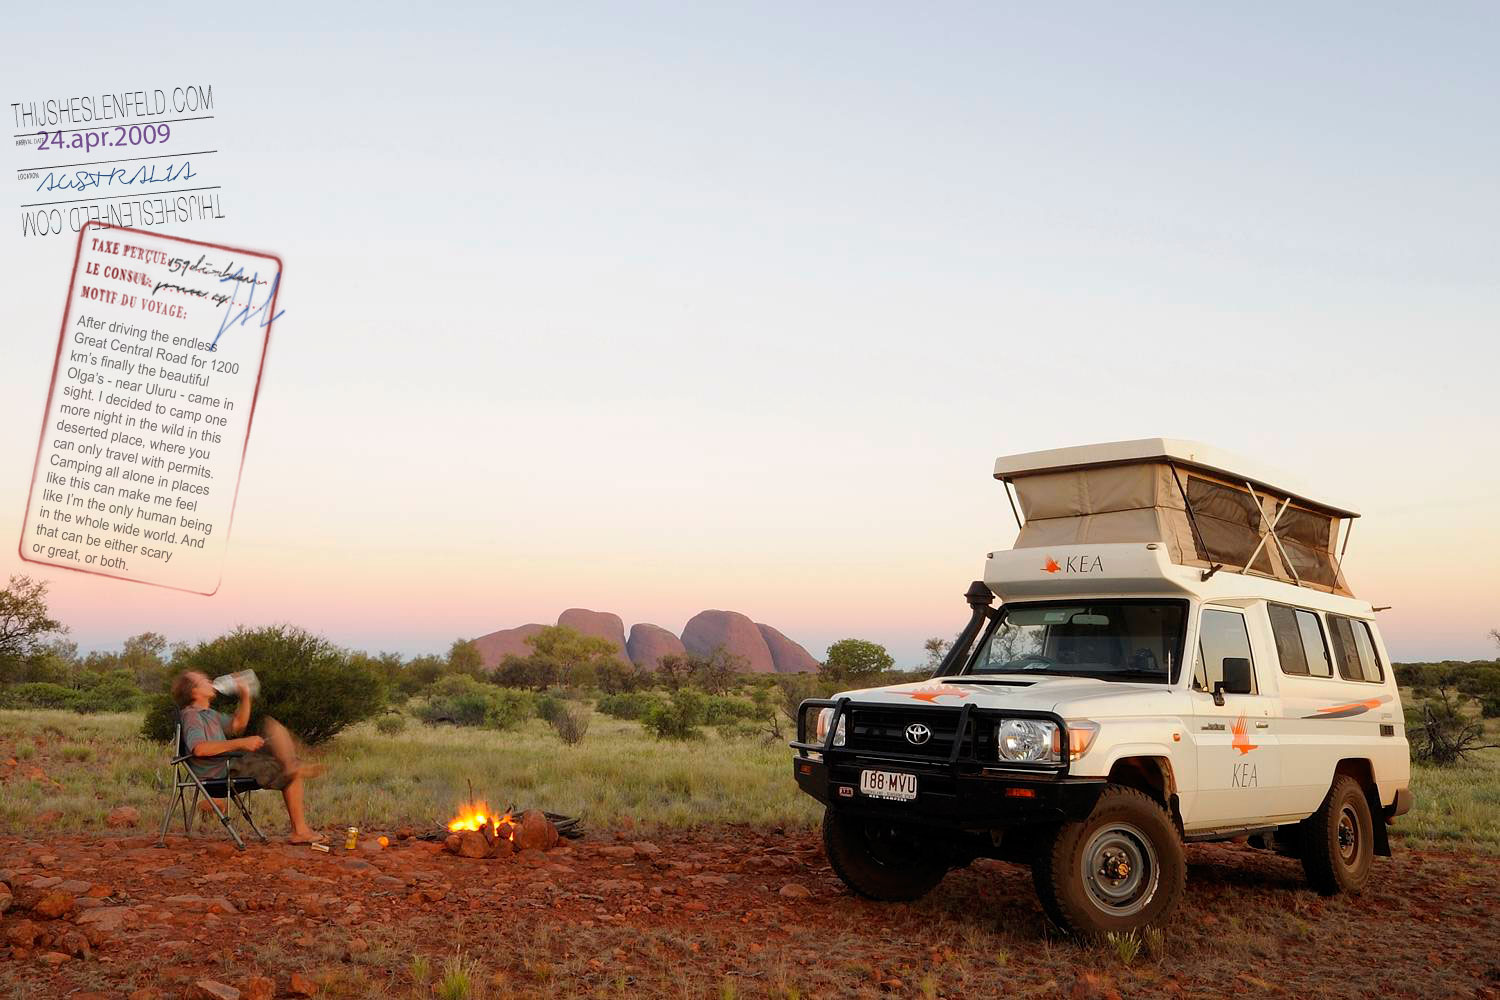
[756,623,821,674]
[557,608,630,662]
[680,610,777,673]
[626,623,687,670]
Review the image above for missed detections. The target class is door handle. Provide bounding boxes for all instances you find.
[1255,722,1270,729]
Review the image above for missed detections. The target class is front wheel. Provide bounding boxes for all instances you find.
[822,807,948,902]
[1032,785,1185,935]
[1299,775,1374,895]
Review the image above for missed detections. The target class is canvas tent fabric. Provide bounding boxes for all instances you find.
[996,442,1352,597]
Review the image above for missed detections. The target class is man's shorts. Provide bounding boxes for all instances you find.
[227,749,291,790]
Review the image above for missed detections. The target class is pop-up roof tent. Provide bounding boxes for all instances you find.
[993,438,1358,597]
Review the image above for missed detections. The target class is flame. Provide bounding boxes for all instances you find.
[447,801,516,839]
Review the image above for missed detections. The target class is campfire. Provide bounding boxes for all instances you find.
[437,797,582,860]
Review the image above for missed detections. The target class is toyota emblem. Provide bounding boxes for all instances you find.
[905,723,932,746]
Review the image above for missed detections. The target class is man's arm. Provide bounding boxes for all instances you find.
[226,678,252,736]
[190,734,265,757]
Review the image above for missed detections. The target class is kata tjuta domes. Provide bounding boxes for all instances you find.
[472,608,819,674]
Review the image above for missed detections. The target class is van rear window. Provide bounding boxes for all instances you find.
[1329,614,1384,683]
[1269,603,1332,677]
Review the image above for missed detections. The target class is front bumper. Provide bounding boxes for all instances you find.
[792,756,1107,831]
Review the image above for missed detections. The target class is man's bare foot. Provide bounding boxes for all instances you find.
[288,830,325,845]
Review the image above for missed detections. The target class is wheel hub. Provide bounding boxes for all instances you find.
[1080,823,1160,917]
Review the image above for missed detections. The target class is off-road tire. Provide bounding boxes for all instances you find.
[821,807,948,902]
[1031,785,1185,935]
[1299,775,1374,895]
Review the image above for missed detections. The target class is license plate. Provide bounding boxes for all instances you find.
[859,769,917,801]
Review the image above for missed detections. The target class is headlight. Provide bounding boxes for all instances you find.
[995,718,1101,763]
[813,707,846,747]
[996,718,1057,763]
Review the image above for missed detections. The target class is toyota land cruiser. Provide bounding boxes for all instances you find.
[792,439,1411,934]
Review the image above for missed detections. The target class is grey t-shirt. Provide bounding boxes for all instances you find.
[180,707,233,780]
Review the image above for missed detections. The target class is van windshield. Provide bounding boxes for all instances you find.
[962,600,1188,684]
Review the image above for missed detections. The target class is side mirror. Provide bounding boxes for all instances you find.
[1211,657,1254,705]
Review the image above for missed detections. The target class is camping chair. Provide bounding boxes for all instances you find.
[156,723,269,850]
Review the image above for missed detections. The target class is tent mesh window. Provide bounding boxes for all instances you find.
[1273,507,1337,588]
[1185,477,1273,574]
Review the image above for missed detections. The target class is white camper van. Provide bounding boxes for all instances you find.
[792,439,1411,935]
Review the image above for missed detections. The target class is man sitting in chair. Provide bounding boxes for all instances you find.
[171,671,324,844]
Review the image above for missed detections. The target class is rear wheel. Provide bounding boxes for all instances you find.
[1032,785,1185,935]
[1300,775,1374,895]
[822,807,948,902]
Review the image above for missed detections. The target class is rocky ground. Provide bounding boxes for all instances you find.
[2,822,1497,999]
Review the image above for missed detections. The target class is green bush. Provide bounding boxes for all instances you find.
[597,691,664,720]
[0,682,80,710]
[164,625,386,745]
[536,693,566,725]
[702,695,760,725]
[641,688,706,741]
[140,693,178,743]
[416,676,534,731]
[375,713,407,735]
[73,672,144,713]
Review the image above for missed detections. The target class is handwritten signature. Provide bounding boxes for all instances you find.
[212,266,285,349]
[34,160,196,194]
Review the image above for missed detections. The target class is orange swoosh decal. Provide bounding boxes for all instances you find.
[1316,698,1384,714]
[899,686,971,703]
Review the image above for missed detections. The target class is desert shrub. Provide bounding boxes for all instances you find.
[549,703,591,745]
[73,671,144,713]
[1481,695,1500,719]
[597,691,664,720]
[167,625,385,745]
[416,675,533,730]
[595,660,652,694]
[536,693,566,725]
[375,712,407,735]
[642,688,706,741]
[140,693,178,742]
[0,681,80,710]
[483,687,535,730]
[772,673,839,724]
[1407,688,1499,765]
[703,695,760,725]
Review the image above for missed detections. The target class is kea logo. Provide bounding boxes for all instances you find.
[1042,557,1062,574]
[1231,714,1258,755]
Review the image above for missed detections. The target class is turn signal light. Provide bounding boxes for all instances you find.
[1004,787,1037,799]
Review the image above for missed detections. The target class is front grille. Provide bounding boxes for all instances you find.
[844,706,991,761]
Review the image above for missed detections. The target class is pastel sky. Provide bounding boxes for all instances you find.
[3,4,1497,665]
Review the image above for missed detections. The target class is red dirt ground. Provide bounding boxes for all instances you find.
[2,827,1497,999]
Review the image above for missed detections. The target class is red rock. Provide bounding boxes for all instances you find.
[37,950,70,965]
[242,977,274,1000]
[128,988,164,1000]
[471,623,546,670]
[558,608,630,662]
[778,883,812,900]
[186,981,241,1000]
[681,610,776,673]
[454,831,491,859]
[598,845,636,860]
[514,810,559,852]
[35,809,62,825]
[632,841,662,857]
[76,906,134,932]
[0,886,11,914]
[1070,972,1123,1000]
[5,918,41,948]
[626,624,687,670]
[60,930,91,959]
[347,937,369,955]
[756,623,820,673]
[289,971,319,996]
[31,889,75,919]
[443,834,462,854]
[106,805,141,828]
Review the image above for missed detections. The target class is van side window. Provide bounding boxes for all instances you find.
[1330,616,1385,683]
[1193,609,1256,694]
[1269,603,1332,677]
